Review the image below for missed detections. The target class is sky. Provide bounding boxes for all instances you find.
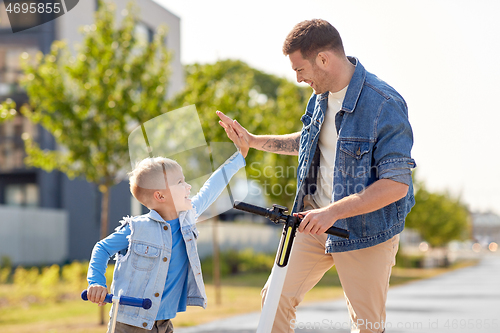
[157,0,500,214]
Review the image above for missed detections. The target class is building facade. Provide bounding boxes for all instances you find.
[0,0,183,265]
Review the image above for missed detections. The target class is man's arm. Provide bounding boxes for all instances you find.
[296,179,409,235]
[217,111,301,156]
[252,132,301,156]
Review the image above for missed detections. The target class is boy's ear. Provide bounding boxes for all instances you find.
[153,191,165,202]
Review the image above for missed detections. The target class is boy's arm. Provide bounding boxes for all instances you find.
[86,225,131,304]
[191,151,246,219]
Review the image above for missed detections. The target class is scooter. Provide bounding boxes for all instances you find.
[233,201,349,333]
[81,290,152,333]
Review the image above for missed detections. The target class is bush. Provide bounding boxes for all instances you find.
[13,266,40,287]
[201,249,275,278]
[62,261,88,292]
[395,251,424,268]
[0,256,12,284]
[39,265,60,301]
[0,267,11,284]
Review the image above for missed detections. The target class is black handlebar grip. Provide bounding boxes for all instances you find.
[233,201,271,218]
[325,226,350,239]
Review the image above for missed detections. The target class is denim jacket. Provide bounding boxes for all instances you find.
[293,57,416,253]
[88,152,245,330]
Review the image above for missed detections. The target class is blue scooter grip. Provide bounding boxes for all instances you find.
[81,290,152,309]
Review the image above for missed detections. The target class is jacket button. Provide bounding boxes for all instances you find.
[143,322,147,327]
[155,293,160,297]
[163,226,168,230]
[163,257,168,262]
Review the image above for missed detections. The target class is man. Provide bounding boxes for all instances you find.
[218,19,415,333]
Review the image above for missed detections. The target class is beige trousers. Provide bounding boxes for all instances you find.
[261,232,399,333]
[109,319,174,333]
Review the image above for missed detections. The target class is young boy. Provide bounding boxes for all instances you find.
[86,122,248,332]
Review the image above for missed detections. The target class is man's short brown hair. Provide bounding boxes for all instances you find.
[283,19,344,60]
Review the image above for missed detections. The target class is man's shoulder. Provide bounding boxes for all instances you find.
[362,71,405,105]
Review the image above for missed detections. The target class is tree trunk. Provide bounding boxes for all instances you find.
[99,185,110,325]
[212,217,221,305]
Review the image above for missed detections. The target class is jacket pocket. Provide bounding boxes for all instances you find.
[339,140,372,178]
[300,113,312,127]
[131,242,160,271]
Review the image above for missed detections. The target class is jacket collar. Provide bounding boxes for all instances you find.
[147,209,165,222]
[341,57,365,114]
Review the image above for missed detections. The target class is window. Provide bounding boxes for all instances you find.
[0,113,38,171]
[134,22,154,50]
[5,183,39,207]
[0,46,38,96]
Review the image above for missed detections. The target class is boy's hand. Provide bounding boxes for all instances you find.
[217,111,249,158]
[87,285,108,306]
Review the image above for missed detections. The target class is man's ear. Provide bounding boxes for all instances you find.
[316,52,329,68]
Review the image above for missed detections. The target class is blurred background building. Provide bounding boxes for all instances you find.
[0,0,183,265]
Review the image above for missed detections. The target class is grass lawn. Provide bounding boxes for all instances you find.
[0,261,476,332]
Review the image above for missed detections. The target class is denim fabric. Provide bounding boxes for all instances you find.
[88,152,246,330]
[293,57,416,253]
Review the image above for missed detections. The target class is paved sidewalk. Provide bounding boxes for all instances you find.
[177,255,500,333]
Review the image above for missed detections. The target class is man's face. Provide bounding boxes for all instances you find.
[289,50,330,95]
[164,167,192,213]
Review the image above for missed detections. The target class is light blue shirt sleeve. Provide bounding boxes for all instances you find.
[87,224,131,288]
[191,151,246,220]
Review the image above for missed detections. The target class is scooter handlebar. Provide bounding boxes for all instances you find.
[233,201,273,218]
[233,201,349,239]
[81,290,152,310]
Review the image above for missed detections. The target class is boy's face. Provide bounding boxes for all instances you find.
[165,167,192,213]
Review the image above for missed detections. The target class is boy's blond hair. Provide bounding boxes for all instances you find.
[128,157,181,207]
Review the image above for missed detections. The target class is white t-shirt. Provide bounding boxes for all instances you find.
[313,86,348,208]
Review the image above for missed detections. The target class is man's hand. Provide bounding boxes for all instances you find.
[217,111,254,149]
[217,110,301,156]
[87,285,108,306]
[218,116,249,158]
[295,206,337,235]
[295,179,409,235]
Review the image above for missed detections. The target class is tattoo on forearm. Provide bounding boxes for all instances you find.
[262,135,300,153]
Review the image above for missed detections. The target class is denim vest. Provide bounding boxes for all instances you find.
[293,57,416,253]
[109,152,245,329]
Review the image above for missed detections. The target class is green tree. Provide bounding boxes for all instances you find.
[168,60,310,208]
[19,0,171,241]
[405,178,470,248]
[0,98,17,123]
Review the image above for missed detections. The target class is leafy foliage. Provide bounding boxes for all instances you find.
[405,178,471,247]
[19,0,171,186]
[0,98,17,123]
[18,0,172,237]
[1,261,114,306]
[168,60,310,207]
[201,248,275,278]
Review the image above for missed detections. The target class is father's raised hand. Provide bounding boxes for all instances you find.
[216,111,254,147]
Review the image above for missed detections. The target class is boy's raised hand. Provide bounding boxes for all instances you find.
[217,111,249,158]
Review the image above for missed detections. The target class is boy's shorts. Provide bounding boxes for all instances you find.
[108,320,174,333]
